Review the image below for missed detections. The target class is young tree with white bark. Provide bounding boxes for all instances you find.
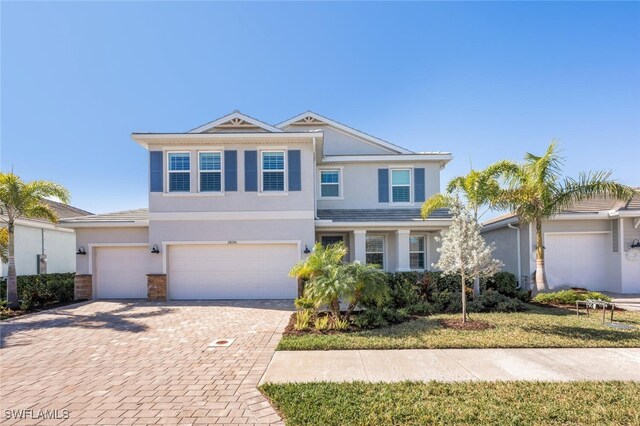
[434,203,503,323]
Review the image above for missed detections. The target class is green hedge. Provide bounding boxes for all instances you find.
[533,289,612,305]
[0,273,75,310]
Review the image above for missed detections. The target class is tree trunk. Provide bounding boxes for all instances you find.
[461,271,467,323]
[330,298,341,320]
[534,218,547,293]
[473,276,480,299]
[7,222,19,309]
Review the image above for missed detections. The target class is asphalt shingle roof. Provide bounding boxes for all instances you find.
[317,208,451,222]
[60,208,149,224]
[42,199,92,219]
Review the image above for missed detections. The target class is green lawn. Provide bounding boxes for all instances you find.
[278,305,640,350]
[261,381,640,426]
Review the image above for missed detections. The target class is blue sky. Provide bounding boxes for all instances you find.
[2,1,639,214]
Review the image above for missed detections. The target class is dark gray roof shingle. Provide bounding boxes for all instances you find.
[317,208,450,222]
[61,208,149,224]
[42,199,92,219]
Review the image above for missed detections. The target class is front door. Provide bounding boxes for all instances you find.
[321,235,344,247]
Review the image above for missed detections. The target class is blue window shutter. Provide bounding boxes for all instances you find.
[378,169,389,202]
[414,168,425,202]
[224,150,237,191]
[288,150,301,191]
[244,150,258,192]
[149,151,163,192]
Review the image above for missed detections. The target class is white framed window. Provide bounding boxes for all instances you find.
[366,235,385,269]
[391,169,411,203]
[262,151,285,192]
[167,152,190,192]
[320,169,341,198]
[199,152,222,192]
[410,235,426,270]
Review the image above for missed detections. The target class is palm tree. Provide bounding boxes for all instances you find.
[421,168,502,296]
[489,141,634,292]
[0,173,70,308]
[343,261,389,320]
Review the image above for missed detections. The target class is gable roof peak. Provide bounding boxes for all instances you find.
[276,111,413,154]
[189,111,283,133]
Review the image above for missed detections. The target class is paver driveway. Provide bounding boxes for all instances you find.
[0,300,293,425]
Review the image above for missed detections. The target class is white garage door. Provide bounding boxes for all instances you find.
[169,243,299,300]
[96,246,148,299]
[545,233,611,291]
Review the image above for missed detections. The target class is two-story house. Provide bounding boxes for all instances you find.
[60,111,453,300]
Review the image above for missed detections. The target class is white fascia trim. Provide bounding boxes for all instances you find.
[276,111,413,154]
[1,216,76,233]
[322,154,453,163]
[161,240,302,274]
[58,221,150,229]
[132,132,322,149]
[615,210,640,218]
[188,111,284,133]
[150,211,315,221]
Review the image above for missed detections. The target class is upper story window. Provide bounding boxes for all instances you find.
[391,169,411,203]
[410,235,425,270]
[320,170,340,198]
[168,152,190,192]
[262,151,285,192]
[366,235,385,269]
[199,152,222,192]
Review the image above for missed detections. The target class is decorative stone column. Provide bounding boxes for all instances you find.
[396,229,411,272]
[353,230,367,263]
[74,274,93,300]
[147,274,167,301]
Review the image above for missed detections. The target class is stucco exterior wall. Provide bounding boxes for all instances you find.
[148,219,316,274]
[621,217,640,293]
[74,227,150,275]
[149,141,315,213]
[316,161,441,210]
[481,226,519,278]
[2,224,76,276]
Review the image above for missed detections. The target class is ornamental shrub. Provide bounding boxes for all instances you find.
[533,290,612,305]
[0,273,75,310]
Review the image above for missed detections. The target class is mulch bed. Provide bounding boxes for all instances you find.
[0,300,86,321]
[438,318,495,331]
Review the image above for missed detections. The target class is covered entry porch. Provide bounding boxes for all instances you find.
[315,208,452,272]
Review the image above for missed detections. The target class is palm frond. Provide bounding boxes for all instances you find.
[23,204,59,223]
[24,180,71,204]
[553,171,635,213]
[420,193,458,219]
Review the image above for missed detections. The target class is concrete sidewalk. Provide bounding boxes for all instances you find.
[260,348,640,384]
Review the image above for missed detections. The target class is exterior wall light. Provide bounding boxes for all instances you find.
[303,245,311,254]
[76,246,86,255]
[151,244,160,254]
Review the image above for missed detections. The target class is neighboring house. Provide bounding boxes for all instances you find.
[59,111,453,300]
[1,200,92,277]
[481,192,640,294]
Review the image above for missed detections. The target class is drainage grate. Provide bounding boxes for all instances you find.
[208,338,235,348]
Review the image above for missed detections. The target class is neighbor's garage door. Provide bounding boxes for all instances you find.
[169,244,299,299]
[95,246,148,298]
[545,233,610,291]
